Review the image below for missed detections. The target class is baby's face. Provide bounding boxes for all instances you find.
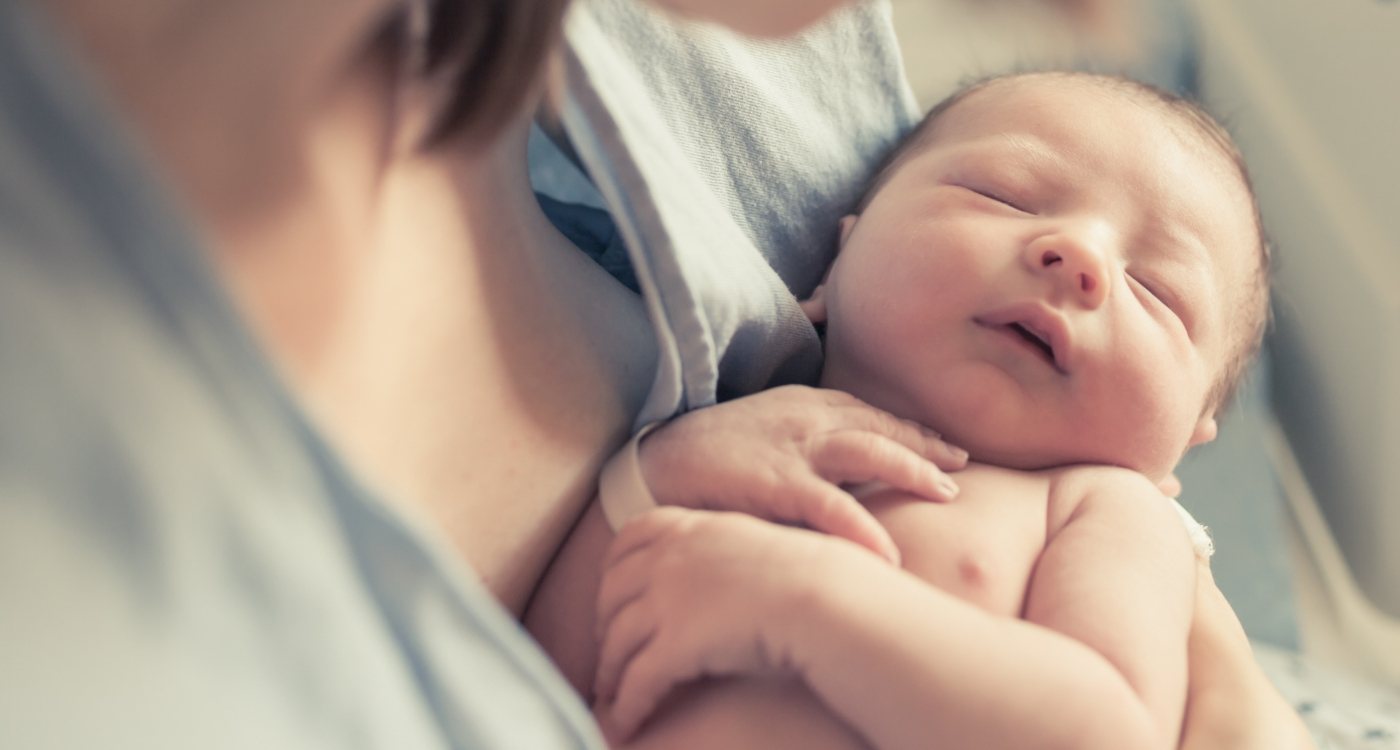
[815,77,1260,480]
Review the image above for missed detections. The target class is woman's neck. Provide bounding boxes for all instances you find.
[47,0,429,383]
[43,2,641,611]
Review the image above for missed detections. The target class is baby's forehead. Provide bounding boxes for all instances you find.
[928,76,1230,173]
[929,76,1182,153]
[935,85,1246,229]
[940,79,1248,220]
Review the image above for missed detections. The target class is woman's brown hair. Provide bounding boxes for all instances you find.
[418,0,573,145]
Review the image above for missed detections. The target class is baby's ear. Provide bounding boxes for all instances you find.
[799,284,828,324]
[1188,413,1219,448]
[837,214,858,248]
[801,215,859,324]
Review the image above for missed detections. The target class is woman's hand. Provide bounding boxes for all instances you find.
[1180,563,1314,749]
[593,506,865,740]
[637,385,967,564]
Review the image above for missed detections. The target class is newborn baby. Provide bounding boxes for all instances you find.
[529,71,1269,750]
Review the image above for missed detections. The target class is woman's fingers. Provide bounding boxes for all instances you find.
[811,430,961,502]
[781,476,900,564]
[923,434,972,471]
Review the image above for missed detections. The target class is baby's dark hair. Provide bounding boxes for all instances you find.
[858,71,1271,414]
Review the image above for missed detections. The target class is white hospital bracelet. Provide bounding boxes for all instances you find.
[1172,499,1216,560]
[599,421,665,532]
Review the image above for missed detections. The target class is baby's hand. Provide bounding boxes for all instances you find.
[593,507,850,739]
[638,385,966,565]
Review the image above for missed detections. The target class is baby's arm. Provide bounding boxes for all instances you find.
[782,466,1194,750]
[1181,562,1314,749]
[1019,467,1196,746]
[597,468,1195,750]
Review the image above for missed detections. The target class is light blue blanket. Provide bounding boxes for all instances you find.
[540,0,919,424]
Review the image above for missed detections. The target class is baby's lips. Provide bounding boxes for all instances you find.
[976,302,1075,373]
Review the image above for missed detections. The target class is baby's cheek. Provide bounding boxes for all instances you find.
[1100,364,1197,474]
[830,287,937,374]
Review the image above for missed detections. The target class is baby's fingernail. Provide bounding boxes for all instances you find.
[938,477,960,498]
[947,445,969,462]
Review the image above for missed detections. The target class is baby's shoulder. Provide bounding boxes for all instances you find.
[1046,464,1160,496]
[1042,464,1176,535]
[946,461,1059,501]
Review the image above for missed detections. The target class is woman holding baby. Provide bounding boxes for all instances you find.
[0,0,1306,747]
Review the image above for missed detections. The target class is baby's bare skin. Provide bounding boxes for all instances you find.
[859,466,1053,617]
[526,462,1145,747]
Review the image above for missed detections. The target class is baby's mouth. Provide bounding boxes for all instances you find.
[975,305,1073,374]
[1008,322,1055,363]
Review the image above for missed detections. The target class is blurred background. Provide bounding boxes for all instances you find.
[887,0,1398,741]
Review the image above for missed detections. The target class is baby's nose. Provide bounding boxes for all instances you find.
[1025,232,1111,309]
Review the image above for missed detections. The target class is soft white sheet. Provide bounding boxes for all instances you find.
[1256,642,1400,748]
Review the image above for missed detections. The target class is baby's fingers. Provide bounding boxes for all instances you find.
[827,392,969,470]
[595,531,664,644]
[606,643,697,743]
[602,506,690,570]
[594,601,656,703]
[813,430,961,502]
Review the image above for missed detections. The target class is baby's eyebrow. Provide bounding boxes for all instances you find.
[995,134,1066,172]
[1149,216,1211,266]
[1138,228,1216,331]
[946,136,1072,195]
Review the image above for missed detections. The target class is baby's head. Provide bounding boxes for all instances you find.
[804,72,1269,482]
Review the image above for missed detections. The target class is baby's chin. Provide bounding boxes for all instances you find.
[896,390,1168,479]
[947,421,1177,486]
[821,362,1179,480]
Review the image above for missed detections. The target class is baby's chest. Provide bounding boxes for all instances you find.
[864,469,1054,617]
